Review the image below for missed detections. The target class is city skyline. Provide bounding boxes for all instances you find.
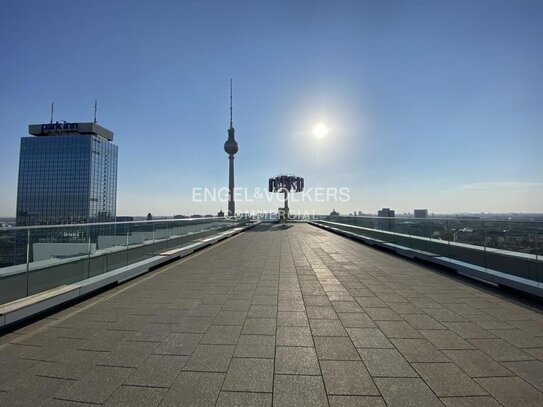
[1,1,542,216]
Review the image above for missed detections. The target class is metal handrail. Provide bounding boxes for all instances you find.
[322,214,543,226]
[0,216,237,232]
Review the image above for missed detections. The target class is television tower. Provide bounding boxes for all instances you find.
[224,79,239,217]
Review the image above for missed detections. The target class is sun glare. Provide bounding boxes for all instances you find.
[313,123,328,139]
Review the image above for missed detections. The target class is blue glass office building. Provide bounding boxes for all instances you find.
[16,122,118,226]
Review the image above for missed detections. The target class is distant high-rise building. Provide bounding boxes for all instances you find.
[377,208,395,231]
[414,209,428,218]
[16,121,118,226]
[377,208,395,218]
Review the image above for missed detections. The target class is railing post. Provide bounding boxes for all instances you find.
[536,231,539,265]
[152,222,156,255]
[126,224,130,266]
[483,221,487,271]
[446,219,450,260]
[87,225,92,279]
[26,228,30,296]
[537,232,541,285]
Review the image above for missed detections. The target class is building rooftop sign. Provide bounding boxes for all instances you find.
[28,122,114,141]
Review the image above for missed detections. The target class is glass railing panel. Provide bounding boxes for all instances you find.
[408,219,433,253]
[143,222,157,259]
[0,227,28,304]
[445,219,486,268]
[27,225,91,296]
[390,218,411,248]
[167,220,188,251]
[105,223,130,273]
[427,219,451,257]
[405,219,429,239]
[386,218,397,245]
[483,221,538,281]
[92,222,126,276]
[126,221,155,265]
[374,217,390,233]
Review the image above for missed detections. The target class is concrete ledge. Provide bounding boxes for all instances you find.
[0,285,81,326]
[432,257,542,297]
[159,227,248,258]
[0,222,258,330]
[118,256,170,283]
[310,221,543,299]
[79,256,166,292]
[160,242,202,257]
[201,236,220,245]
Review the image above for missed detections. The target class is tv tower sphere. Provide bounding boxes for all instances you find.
[224,130,238,155]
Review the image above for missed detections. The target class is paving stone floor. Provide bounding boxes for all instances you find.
[1,223,543,406]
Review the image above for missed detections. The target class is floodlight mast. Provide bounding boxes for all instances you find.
[268,175,304,223]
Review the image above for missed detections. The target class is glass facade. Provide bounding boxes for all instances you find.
[16,134,118,226]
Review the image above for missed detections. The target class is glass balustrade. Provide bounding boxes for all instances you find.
[315,216,543,286]
[0,217,250,305]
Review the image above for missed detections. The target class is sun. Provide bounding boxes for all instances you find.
[313,123,328,139]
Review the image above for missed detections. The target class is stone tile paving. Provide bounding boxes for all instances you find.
[1,223,543,406]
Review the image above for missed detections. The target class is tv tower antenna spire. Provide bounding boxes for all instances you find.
[50,101,54,124]
[229,78,233,128]
[93,100,98,123]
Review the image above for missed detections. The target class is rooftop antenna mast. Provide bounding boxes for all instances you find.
[50,101,54,124]
[229,78,233,128]
[93,100,98,123]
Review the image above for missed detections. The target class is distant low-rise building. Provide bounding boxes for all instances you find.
[115,216,134,222]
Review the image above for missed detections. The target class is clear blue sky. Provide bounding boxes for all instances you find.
[1,0,542,216]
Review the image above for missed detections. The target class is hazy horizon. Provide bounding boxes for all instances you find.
[3,209,543,219]
[1,0,542,217]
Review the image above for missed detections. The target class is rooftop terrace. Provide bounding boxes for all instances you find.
[1,223,543,406]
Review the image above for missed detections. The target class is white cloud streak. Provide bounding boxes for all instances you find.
[460,182,543,191]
